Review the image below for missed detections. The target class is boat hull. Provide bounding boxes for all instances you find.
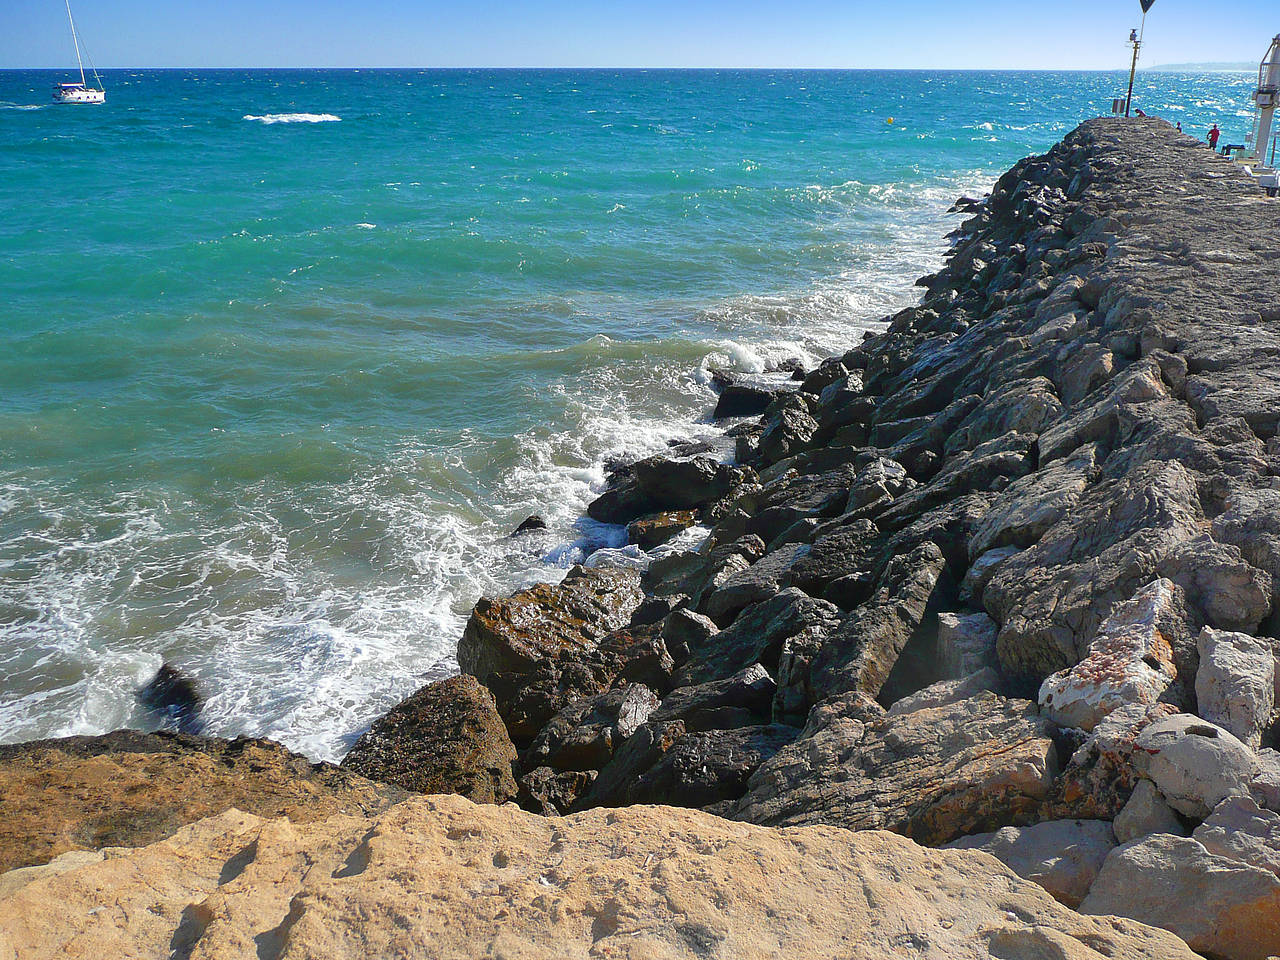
[53,85,105,104]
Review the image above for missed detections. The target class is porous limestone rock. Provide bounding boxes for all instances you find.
[0,795,1198,960]
[735,690,1057,845]
[1113,779,1184,844]
[1081,832,1280,960]
[341,674,518,802]
[945,818,1116,908]
[1195,627,1276,749]
[1131,714,1257,818]
[1037,579,1183,733]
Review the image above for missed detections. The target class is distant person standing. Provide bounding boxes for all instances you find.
[1208,124,1221,151]
[1176,122,1182,132]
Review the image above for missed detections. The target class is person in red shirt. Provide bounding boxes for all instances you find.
[1209,125,1221,150]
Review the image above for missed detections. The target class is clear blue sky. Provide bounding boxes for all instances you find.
[2,0,1275,70]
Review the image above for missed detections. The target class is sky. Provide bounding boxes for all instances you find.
[1,0,1275,70]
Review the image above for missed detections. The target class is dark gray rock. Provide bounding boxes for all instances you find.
[525,683,660,772]
[650,664,777,732]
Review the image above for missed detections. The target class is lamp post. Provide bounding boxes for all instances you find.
[1125,27,1141,117]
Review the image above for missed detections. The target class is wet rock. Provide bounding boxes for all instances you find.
[457,565,643,686]
[524,684,659,772]
[936,611,999,679]
[711,374,795,418]
[736,690,1057,845]
[1081,832,1280,960]
[945,818,1116,908]
[137,663,203,735]
[0,731,405,873]
[1194,794,1280,878]
[515,766,596,816]
[586,723,798,810]
[659,608,718,664]
[511,514,548,535]
[1132,714,1257,818]
[781,517,878,603]
[341,675,518,803]
[651,664,776,732]
[755,395,819,465]
[1038,579,1185,733]
[1195,627,1275,749]
[627,510,697,550]
[580,720,687,808]
[1113,779,1186,843]
[632,455,742,511]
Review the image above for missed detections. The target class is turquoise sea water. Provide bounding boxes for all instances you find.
[0,68,1258,759]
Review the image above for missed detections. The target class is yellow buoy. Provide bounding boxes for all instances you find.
[886,117,894,125]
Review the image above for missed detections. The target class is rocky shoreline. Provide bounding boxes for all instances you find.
[6,116,1280,958]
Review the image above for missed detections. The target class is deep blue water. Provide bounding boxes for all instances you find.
[0,68,1257,758]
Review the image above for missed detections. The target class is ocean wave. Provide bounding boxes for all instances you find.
[243,113,342,124]
[0,103,45,111]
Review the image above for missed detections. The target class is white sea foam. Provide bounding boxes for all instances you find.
[243,113,342,124]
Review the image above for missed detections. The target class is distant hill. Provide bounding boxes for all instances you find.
[1147,62,1254,73]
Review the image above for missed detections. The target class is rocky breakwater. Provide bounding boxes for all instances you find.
[5,117,1280,959]
[337,118,1280,958]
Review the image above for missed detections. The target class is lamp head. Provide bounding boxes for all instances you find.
[1129,29,1138,42]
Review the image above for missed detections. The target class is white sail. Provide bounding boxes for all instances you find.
[54,0,105,104]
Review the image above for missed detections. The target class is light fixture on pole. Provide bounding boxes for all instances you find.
[1125,0,1155,118]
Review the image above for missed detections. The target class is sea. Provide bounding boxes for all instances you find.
[0,68,1259,761]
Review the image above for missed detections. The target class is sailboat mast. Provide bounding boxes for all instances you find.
[65,0,87,87]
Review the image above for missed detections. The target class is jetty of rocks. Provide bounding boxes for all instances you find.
[5,117,1280,959]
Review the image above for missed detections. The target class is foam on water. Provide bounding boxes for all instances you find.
[0,68,1257,761]
[243,112,342,124]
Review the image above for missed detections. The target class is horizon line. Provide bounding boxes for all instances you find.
[0,64,1193,73]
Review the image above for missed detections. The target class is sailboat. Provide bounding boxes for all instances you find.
[53,0,105,104]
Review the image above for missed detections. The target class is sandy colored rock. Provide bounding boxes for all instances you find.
[1113,779,1184,844]
[945,818,1116,908]
[1132,714,1257,818]
[0,794,1197,960]
[0,731,405,874]
[1081,832,1280,960]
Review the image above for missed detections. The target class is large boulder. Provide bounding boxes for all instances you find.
[945,819,1117,908]
[457,565,643,685]
[1113,780,1185,844]
[0,795,1197,960]
[341,675,518,803]
[650,664,776,732]
[1131,714,1257,818]
[735,691,1058,845]
[1037,579,1185,733]
[1195,627,1276,749]
[1081,832,1280,960]
[524,684,660,772]
[986,460,1204,681]
[0,731,405,874]
[1193,794,1280,879]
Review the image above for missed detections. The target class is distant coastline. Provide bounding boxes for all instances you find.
[1147,61,1255,72]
